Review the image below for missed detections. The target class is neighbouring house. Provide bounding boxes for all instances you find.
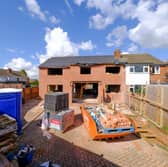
[39,50,165,104]
[124,53,164,92]
[150,62,168,84]
[0,68,29,88]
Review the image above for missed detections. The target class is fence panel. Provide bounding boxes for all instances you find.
[23,87,39,102]
[126,85,168,128]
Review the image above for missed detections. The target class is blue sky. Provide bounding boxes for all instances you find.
[0,0,168,78]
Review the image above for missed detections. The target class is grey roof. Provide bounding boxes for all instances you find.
[39,54,163,68]
[39,55,125,68]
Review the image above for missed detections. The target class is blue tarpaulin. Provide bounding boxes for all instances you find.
[0,88,22,134]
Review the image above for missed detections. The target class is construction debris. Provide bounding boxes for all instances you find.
[99,112,132,129]
[84,105,134,135]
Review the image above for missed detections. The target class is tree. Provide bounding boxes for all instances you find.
[30,79,39,87]
[20,69,27,77]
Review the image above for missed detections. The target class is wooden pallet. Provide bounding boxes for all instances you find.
[0,115,18,154]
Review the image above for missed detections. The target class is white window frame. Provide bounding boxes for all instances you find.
[130,65,149,73]
[143,65,149,73]
[129,85,135,92]
[129,66,134,73]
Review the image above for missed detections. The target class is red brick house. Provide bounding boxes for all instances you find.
[39,50,126,104]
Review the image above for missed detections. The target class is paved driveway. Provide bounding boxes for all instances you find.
[20,100,168,167]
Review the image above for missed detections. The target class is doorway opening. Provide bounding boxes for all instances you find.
[72,82,98,102]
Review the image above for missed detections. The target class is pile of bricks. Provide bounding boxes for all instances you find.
[99,112,131,129]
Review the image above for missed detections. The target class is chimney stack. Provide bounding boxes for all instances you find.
[114,49,121,59]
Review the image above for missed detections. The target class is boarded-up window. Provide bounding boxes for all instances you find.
[80,67,91,74]
[48,68,63,75]
[106,85,120,93]
[106,67,120,73]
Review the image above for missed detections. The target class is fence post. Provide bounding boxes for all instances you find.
[160,87,164,127]
[139,85,144,115]
[143,85,147,116]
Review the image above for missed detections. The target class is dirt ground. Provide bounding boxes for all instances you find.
[19,99,168,167]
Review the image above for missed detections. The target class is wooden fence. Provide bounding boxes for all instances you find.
[126,85,168,128]
[0,83,23,89]
[0,84,39,102]
[22,87,39,102]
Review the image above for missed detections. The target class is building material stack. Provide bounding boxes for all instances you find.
[44,92,69,113]
[0,114,18,154]
[44,92,74,132]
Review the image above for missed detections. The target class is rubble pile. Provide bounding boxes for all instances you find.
[99,113,132,129]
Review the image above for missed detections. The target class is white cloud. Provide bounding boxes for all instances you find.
[127,43,138,53]
[39,27,96,63]
[87,0,135,29]
[49,16,60,24]
[4,57,38,79]
[121,51,129,55]
[24,0,61,25]
[25,0,46,21]
[89,13,113,30]
[78,40,96,50]
[106,25,128,47]
[74,0,85,6]
[87,0,114,29]
[39,27,78,63]
[85,0,168,48]
[18,6,24,12]
[129,1,168,48]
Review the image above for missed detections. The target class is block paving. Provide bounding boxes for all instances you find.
[20,100,168,167]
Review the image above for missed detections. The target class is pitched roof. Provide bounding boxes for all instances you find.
[39,53,163,68]
[39,55,125,68]
[0,69,28,81]
[0,69,23,77]
[121,54,163,64]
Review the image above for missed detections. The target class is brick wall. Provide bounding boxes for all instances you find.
[39,64,126,104]
[150,65,168,83]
